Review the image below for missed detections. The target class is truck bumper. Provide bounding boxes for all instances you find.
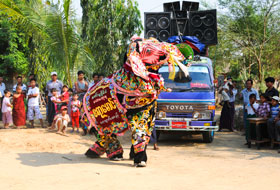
[155,120,219,132]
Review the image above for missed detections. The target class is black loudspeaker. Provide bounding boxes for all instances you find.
[173,10,188,19]
[171,19,189,36]
[188,9,217,45]
[163,1,180,12]
[182,1,199,11]
[144,12,171,42]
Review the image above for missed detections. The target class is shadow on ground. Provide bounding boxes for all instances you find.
[16,152,133,167]
[158,131,280,160]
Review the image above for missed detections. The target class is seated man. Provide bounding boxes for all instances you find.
[245,94,259,145]
[50,106,70,134]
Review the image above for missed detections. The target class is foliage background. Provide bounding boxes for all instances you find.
[0,0,279,92]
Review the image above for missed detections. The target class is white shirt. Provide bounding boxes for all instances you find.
[246,102,259,115]
[71,100,81,112]
[27,87,40,107]
[2,97,12,112]
[51,96,61,103]
[222,90,230,101]
[0,82,5,97]
[13,84,27,92]
[229,88,238,103]
[54,113,70,123]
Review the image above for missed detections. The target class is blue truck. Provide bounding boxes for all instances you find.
[155,56,218,143]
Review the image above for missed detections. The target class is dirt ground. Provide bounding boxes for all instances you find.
[0,112,280,190]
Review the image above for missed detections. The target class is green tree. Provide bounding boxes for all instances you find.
[216,0,280,86]
[81,0,143,75]
[0,14,29,76]
[0,0,83,87]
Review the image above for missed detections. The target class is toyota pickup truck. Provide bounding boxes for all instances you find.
[155,56,218,143]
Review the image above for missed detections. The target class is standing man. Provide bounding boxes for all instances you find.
[88,73,99,89]
[46,72,63,126]
[264,77,279,102]
[13,76,27,94]
[74,71,88,102]
[99,73,105,81]
[0,75,6,121]
[229,80,238,131]
[240,79,260,141]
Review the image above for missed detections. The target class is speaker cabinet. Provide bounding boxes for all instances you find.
[144,12,171,42]
[182,1,199,11]
[173,10,188,19]
[171,19,189,36]
[163,1,180,12]
[188,9,217,45]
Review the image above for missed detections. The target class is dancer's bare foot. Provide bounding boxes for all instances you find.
[153,143,159,151]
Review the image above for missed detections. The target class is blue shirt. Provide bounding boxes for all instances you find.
[46,80,63,96]
[0,82,5,97]
[13,83,27,92]
[271,104,280,118]
[241,88,260,105]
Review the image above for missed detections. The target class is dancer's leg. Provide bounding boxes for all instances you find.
[85,133,106,158]
[105,134,124,160]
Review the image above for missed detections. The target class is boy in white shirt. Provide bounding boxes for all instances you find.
[27,79,44,128]
[2,90,12,128]
[245,94,259,145]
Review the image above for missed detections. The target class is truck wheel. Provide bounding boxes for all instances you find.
[202,131,214,143]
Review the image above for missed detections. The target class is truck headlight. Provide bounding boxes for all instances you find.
[193,111,200,120]
[157,111,166,119]
[201,112,211,120]
[192,111,211,120]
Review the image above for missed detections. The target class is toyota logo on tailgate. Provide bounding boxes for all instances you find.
[166,105,194,111]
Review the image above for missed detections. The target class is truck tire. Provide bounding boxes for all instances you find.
[202,131,214,143]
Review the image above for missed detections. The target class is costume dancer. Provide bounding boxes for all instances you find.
[83,37,187,167]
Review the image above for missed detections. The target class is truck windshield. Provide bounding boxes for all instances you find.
[159,65,212,91]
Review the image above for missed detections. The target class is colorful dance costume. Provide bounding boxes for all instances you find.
[83,37,186,165]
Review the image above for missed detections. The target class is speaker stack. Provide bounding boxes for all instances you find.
[144,1,218,45]
[163,1,180,12]
[188,9,217,45]
[144,12,171,42]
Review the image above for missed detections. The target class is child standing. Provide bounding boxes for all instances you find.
[12,86,26,127]
[2,90,12,128]
[70,93,81,133]
[257,94,270,118]
[267,96,280,146]
[67,88,73,116]
[50,88,62,114]
[245,94,259,145]
[27,79,44,128]
[59,85,69,106]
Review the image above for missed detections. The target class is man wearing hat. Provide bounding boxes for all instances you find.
[265,77,279,102]
[46,72,63,126]
[267,96,280,149]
